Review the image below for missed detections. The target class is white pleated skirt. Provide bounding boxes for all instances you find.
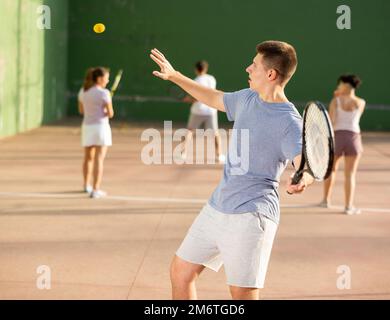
[81,122,112,147]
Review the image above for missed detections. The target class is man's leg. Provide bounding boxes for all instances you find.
[229,286,260,300]
[93,146,108,191]
[170,255,205,300]
[181,130,194,160]
[215,131,223,159]
[210,114,222,159]
[344,154,361,209]
[322,155,342,206]
[182,113,205,160]
[205,114,225,163]
[83,146,95,189]
[222,214,277,301]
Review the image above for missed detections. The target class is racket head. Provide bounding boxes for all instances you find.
[302,101,335,181]
[110,69,123,95]
[168,85,187,101]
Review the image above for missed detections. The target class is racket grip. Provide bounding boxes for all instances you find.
[291,171,303,185]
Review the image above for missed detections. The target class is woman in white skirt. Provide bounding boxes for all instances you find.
[78,67,114,198]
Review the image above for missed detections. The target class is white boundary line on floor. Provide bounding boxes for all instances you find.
[107,195,206,204]
[0,192,389,213]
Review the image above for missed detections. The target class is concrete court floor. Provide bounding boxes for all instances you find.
[0,120,389,300]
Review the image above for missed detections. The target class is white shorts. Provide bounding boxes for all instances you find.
[187,113,218,131]
[176,203,278,289]
[82,122,112,147]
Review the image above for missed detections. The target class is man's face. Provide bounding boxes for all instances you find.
[246,54,277,91]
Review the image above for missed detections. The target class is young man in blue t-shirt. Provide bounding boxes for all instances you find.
[150,41,314,300]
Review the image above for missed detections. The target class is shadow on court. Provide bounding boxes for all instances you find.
[0,121,389,300]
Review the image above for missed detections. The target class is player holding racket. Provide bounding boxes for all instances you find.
[150,41,314,300]
[78,67,114,199]
[181,60,225,164]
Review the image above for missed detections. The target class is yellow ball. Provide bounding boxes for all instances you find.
[93,23,106,34]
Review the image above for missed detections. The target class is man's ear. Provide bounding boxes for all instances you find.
[268,69,278,81]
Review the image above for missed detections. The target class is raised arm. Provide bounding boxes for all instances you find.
[150,48,225,112]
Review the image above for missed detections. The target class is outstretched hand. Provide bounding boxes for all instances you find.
[150,48,177,81]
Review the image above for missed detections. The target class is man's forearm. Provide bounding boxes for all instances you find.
[170,71,225,112]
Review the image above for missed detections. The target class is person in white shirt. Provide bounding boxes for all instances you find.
[321,74,366,215]
[78,67,114,199]
[181,61,225,164]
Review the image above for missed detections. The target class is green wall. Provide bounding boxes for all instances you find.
[0,0,68,138]
[67,0,390,130]
[1,0,389,135]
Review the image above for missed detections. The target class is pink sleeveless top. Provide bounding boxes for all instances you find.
[333,98,361,133]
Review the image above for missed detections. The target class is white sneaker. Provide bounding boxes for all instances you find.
[90,190,107,199]
[84,185,93,194]
[345,207,361,215]
[319,200,330,208]
[218,154,226,164]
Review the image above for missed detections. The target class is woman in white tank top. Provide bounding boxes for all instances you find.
[321,75,365,215]
[78,67,114,199]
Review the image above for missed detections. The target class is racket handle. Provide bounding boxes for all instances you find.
[292,171,303,185]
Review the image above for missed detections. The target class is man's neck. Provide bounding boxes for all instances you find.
[258,85,289,103]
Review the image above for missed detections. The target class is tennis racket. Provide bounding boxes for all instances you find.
[110,69,123,97]
[291,101,335,185]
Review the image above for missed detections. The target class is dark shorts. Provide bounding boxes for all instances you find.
[335,130,363,157]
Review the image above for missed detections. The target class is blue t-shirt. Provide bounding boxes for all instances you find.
[208,89,303,224]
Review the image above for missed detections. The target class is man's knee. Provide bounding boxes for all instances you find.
[170,256,203,285]
[229,286,260,300]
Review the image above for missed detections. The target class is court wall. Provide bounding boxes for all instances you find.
[67,0,390,130]
[1,0,389,136]
[0,0,68,138]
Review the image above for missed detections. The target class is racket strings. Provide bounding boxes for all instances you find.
[304,103,332,180]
